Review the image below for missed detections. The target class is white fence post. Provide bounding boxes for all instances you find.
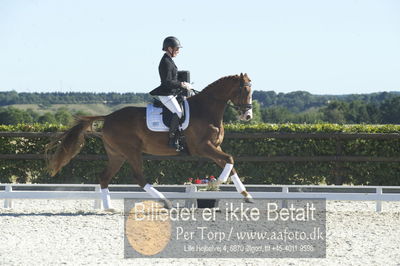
[4,185,13,208]
[185,185,197,208]
[93,185,101,210]
[376,187,383,212]
[281,186,289,209]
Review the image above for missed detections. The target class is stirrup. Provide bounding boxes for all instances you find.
[172,135,184,152]
[175,143,184,152]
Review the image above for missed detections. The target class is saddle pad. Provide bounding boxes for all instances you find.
[146,100,190,132]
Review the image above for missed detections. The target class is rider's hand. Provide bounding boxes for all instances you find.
[180,82,188,90]
[182,82,194,90]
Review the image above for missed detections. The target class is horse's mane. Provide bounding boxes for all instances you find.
[200,74,240,94]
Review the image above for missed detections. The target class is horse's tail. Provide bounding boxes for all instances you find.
[46,115,105,177]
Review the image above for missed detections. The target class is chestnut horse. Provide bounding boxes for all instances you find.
[47,73,254,210]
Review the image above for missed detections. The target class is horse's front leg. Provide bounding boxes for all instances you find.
[198,143,254,203]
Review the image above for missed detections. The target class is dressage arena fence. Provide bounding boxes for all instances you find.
[1,183,400,212]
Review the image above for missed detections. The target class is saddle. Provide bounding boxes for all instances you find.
[146,97,190,132]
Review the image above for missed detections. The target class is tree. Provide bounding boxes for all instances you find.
[321,101,348,124]
[55,108,73,125]
[380,97,400,124]
[38,112,57,124]
[0,107,34,125]
[366,104,381,124]
[261,106,293,123]
[223,106,239,123]
[346,100,368,123]
[250,100,262,123]
[292,108,324,123]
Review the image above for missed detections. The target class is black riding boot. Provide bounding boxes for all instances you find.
[168,113,180,149]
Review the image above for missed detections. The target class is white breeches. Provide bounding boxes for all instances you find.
[159,95,183,118]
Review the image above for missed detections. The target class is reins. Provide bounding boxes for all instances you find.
[191,89,201,95]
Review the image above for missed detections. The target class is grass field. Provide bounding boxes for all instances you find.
[6,103,147,115]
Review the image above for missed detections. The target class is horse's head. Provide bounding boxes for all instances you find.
[199,73,253,121]
[230,73,253,121]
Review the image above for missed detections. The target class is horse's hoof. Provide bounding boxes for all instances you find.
[240,191,254,203]
[162,199,173,209]
[103,208,119,214]
[244,197,255,204]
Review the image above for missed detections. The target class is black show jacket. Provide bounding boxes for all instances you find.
[150,53,183,96]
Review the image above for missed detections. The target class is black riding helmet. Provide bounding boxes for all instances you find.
[162,36,182,51]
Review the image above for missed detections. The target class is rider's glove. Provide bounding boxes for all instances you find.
[182,82,194,91]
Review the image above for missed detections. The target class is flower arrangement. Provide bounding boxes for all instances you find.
[185,175,219,191]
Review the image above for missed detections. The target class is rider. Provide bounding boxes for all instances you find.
[150,36,191,150]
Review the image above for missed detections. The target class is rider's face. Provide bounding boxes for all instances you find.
[167,47,180,57]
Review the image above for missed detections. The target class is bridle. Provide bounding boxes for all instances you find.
[227,78,253,113]
[188,76,253,114]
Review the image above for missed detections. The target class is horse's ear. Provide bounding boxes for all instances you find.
[240,73,244,78]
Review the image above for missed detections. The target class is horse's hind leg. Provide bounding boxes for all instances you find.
[99,157,125,209]
[122,147,173,209]
[99,143,125,209]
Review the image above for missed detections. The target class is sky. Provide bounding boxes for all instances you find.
[0,0,399,95]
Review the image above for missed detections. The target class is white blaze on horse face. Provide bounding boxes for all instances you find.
[239,108,253,121]
[239,93,253,121]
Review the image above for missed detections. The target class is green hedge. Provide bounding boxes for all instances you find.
[1,123,400,185]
